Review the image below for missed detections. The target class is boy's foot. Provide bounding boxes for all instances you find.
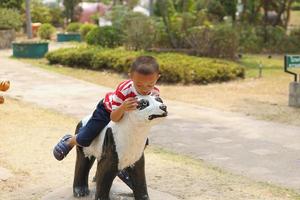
[53,134,73,161]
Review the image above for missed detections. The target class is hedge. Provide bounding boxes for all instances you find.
[45,46,244,84]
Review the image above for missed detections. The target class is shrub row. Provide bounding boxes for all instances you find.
[45,46,244,84]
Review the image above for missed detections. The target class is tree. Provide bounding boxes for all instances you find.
[155,0,178,48]
[30,0,52,23]
[25,0,32,39]
[63,0,82,22]
[220,0,237,22]
[0,0,23,10]
[268,0,295,28]
[240,0,295,28]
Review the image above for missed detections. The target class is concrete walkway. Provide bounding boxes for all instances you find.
[1,47,300,193]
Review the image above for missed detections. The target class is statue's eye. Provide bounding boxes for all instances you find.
[155,97,163,103]
[137,99,149,110]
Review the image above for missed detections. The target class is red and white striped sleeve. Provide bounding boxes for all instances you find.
[111,80,131,110]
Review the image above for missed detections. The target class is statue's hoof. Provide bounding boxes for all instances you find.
[73,186,90,197]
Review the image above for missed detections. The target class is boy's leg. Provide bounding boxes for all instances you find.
[75,100,110,147]
[53,100,110,160]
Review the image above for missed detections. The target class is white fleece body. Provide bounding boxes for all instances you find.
[83,114,151,170]
[82,95,166,170]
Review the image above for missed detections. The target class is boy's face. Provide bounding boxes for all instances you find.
[130,72,160,95]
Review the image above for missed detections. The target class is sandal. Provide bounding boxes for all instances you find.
[53,134,73,161]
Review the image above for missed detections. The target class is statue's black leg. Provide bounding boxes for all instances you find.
[95,128,118,200]
[127,153,149,200]
[73,122,96,197]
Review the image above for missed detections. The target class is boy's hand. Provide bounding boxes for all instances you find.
[120,97,138,111]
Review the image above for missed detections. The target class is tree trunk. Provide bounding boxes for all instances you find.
[284,0,294,28]
[149,0,154,16]
[262,0,269,42]
[25,0,32,39]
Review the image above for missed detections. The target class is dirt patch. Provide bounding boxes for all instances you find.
[0,98,299,200]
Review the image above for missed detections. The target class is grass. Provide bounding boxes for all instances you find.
[15,54,300,126]
[1,98,300,200]
[290,11,300,28]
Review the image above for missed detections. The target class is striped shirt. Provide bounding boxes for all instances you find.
[103,79,160,112]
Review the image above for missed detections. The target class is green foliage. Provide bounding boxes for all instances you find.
[186,24,238,59]
[122,12,156,50]
[152,18,172,48]
[0,0,22,10]
[45,46,244,84]
[38,23,56,40]
[63,0,81,22]
[292,1,300,10]
[0,8,22,30]
[154,0,176,17]
[30,0,52,23]
[173,0,196,12]
[211,24,238,58]
[108,5,129,36]
[66,22,82,32]
[256,25,286,53]
[49,7,64,27]
[285,27,300,53]
[237,26,263,53]
[80,24,97,40]
[220,0,237,20]
[207,0,226,21]
[85,26,122,48]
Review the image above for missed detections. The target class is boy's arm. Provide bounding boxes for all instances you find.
[110,97,138,122]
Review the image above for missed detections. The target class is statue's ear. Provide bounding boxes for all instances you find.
[137,99,149,110]
[155,97,163,103]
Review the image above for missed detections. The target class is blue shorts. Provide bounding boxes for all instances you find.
[76,99,110,147]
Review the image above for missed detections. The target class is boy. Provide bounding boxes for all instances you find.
[53,55,160,159]
[53,56,160,186]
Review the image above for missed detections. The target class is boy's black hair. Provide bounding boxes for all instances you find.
[130,56,159,75]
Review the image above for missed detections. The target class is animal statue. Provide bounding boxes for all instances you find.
[73,95,168,200]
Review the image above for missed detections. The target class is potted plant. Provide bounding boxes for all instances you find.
[0,8,22,49]
[57,22,82,42]
[12,40,49,58]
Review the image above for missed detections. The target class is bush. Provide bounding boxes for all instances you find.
[152,18,172,48]
[30,0,52,23]
[237,26,263,53]
[38,23,55,40]
[80,24,97,40]
[186,24,238,59]
[0,8,22,30]
[46,46,244,84]
[0,0,22,10]
[122,12,156,50]
[49,7,64,27]
[210,24,238,59]
[85,26,122,48]
[66,22,82,32]
[256,25,286,53]
[285,28,300,53]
